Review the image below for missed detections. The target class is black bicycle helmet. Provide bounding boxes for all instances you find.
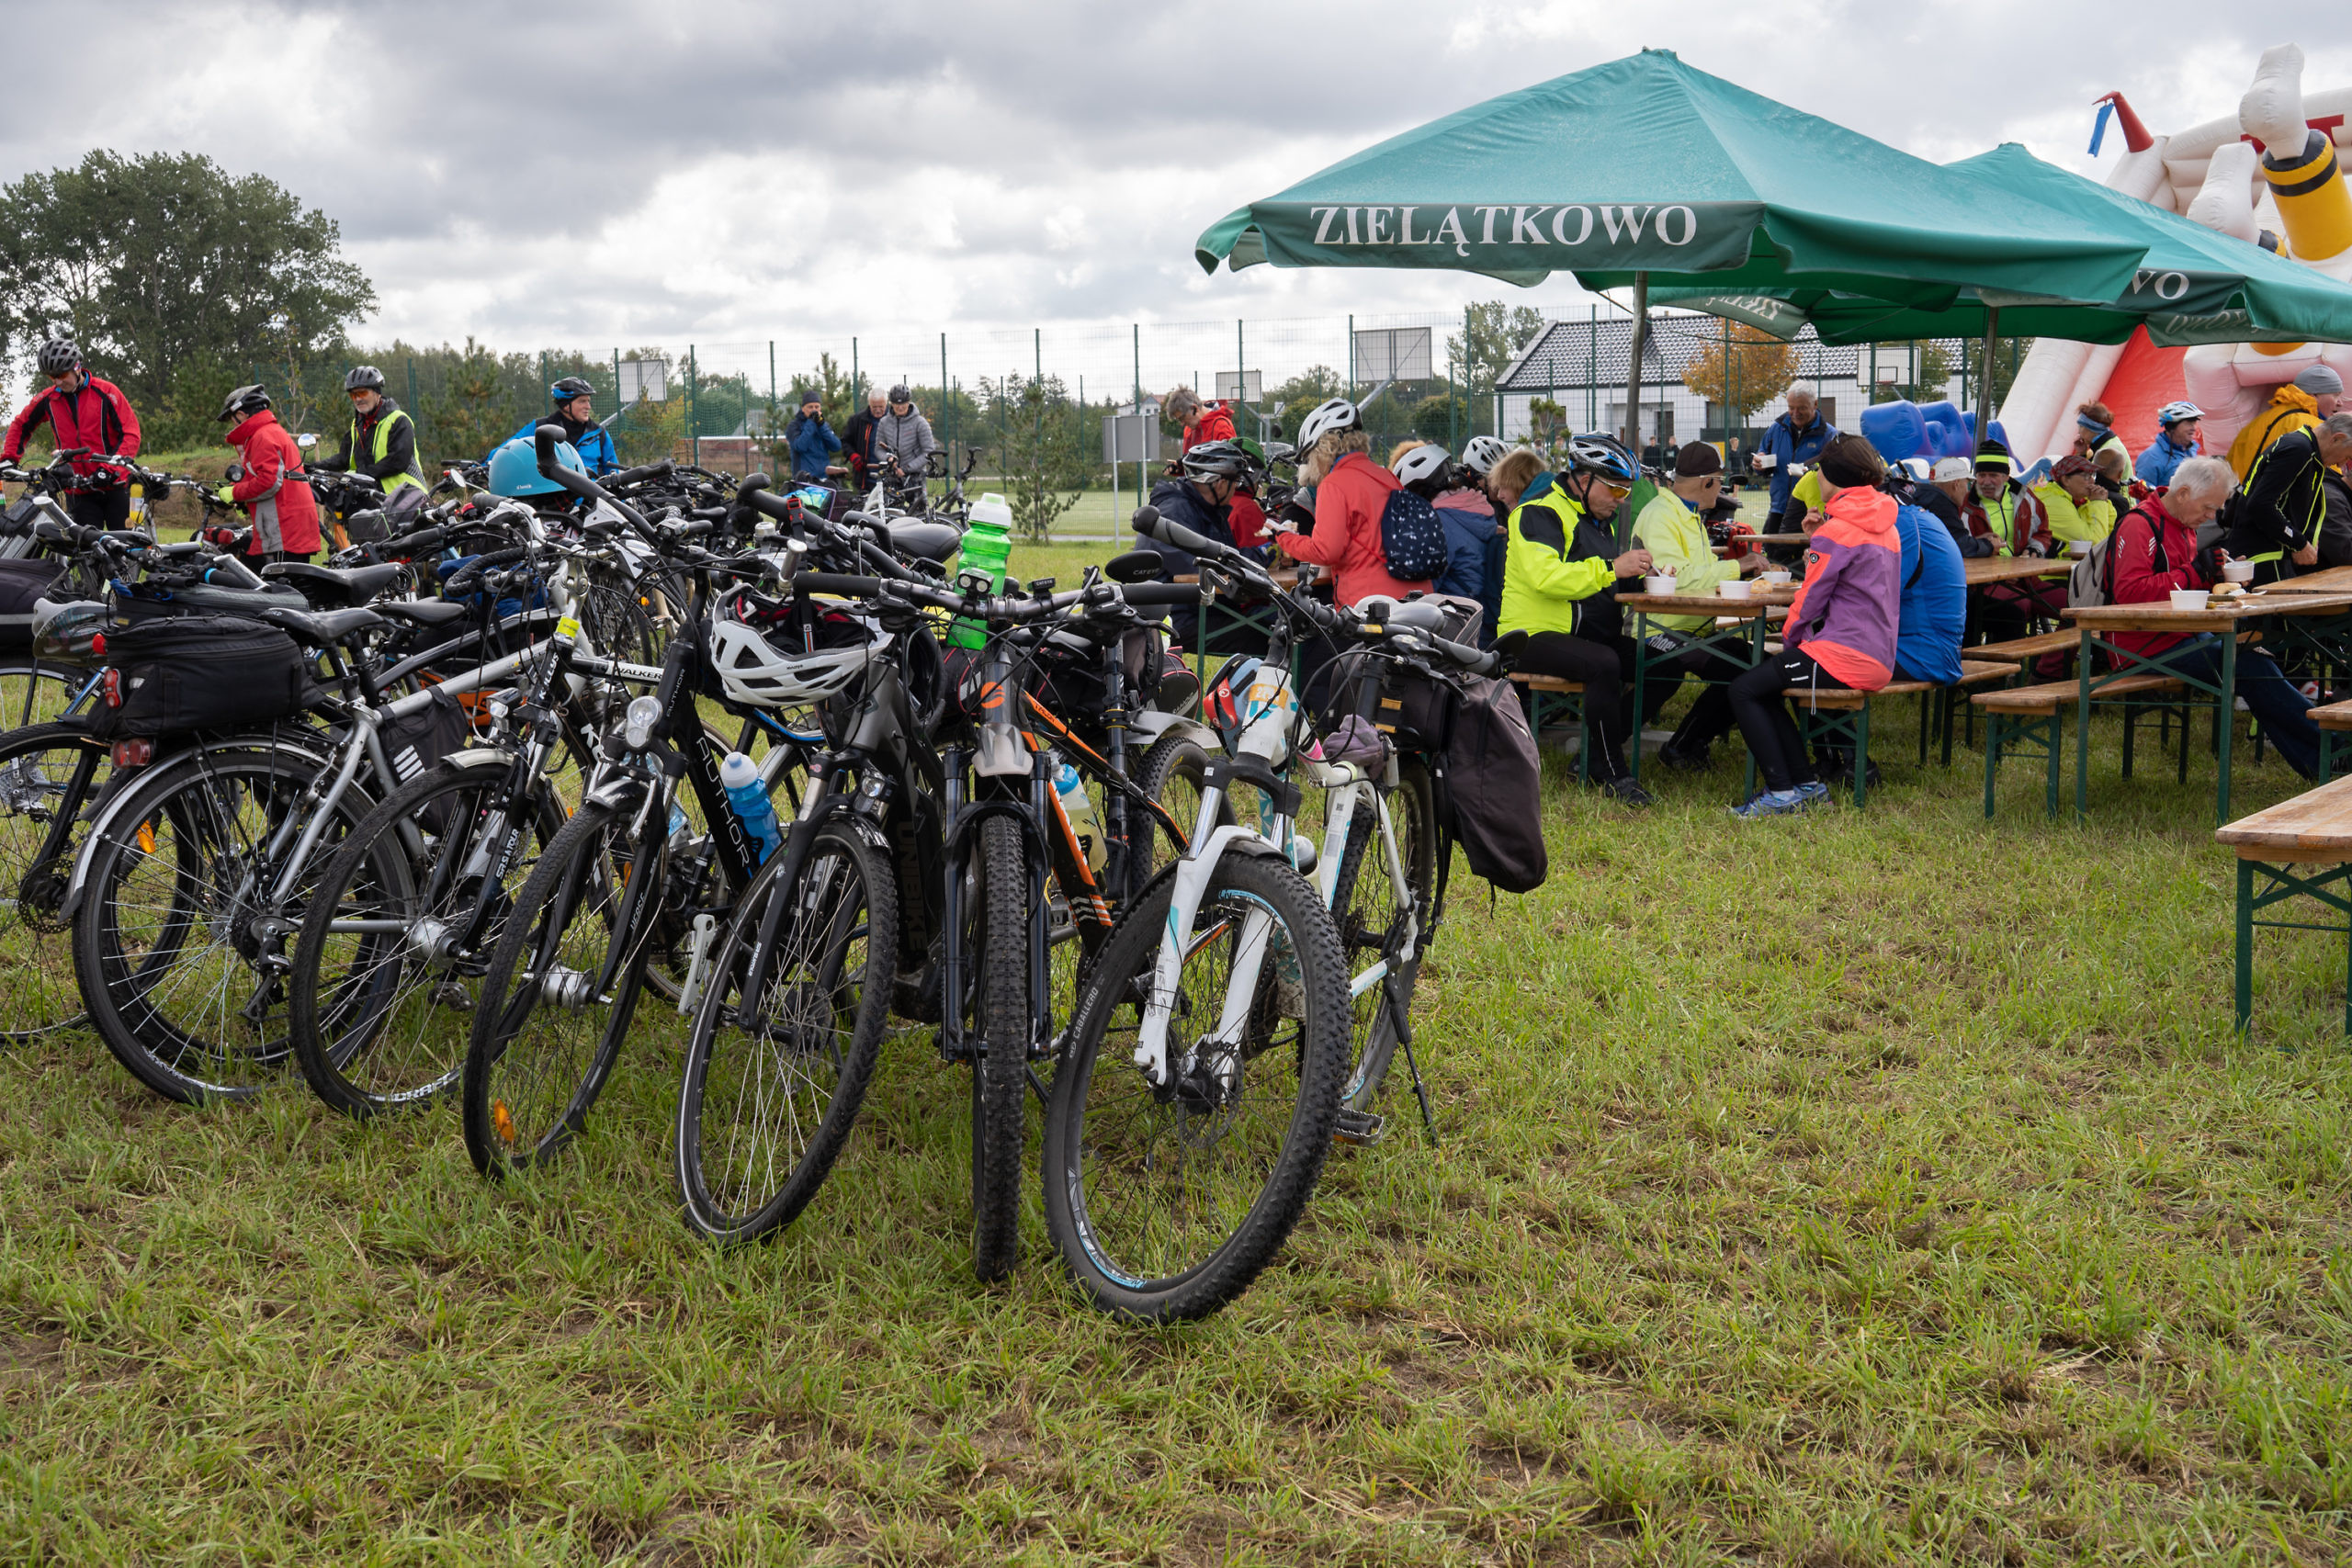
[1564,433,1639,486]
[37,338,80,378]
[344,365,386,393]
[1181,439,1254,482]
[217,383,271,422]
[550,375,594,401]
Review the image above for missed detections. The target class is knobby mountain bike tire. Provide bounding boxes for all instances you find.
[1134,731,1228,886]
[673,818,897,1243]
[461,799,651,1176]
[0,722,108,1043]
[288,759,566,1118]
[1042,852,1348,1322]
[969,813,1031,1282]
[1326,758,1436,1115]
[71,744,373,1103]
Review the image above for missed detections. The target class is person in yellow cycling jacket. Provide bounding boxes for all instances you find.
[2030,453,2117,548]
[2228,366,2341,479]
[1496,434,1657,805]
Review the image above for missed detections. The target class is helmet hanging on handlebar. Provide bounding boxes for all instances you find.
[486,434,584,497]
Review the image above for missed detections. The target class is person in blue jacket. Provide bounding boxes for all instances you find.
[785,390,842,482]
[504,376,618,475]
[1891,492,1966,685]
[2134,400,2203,489]
[1756,384,1836,515]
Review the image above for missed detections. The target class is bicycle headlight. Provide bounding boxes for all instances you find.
[622,695,662,751]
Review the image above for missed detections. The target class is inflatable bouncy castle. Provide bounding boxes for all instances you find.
[2000,44,2352,462]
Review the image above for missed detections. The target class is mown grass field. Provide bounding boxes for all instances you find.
[5,538,2352,1565]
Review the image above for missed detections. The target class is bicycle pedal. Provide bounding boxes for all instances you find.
[1333,1108,1385,1145]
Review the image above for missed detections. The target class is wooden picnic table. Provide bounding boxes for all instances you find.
[2214,773,2352,1032]
[2251,564,2352,594]
[1963,555,2073,587]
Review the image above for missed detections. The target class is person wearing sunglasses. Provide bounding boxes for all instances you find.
[2,337,143,527]
[1494,434,1657,805]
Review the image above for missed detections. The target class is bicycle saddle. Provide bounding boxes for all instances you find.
[250,604,388,647]
[372,598,469,627]
[262,560,408,607]
[887,520,962,564]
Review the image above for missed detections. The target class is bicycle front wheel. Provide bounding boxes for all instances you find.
[289,760,565,1117]
[461,799,650,1176]
[969,813,1032,1281]
[1042,852,1349,1321]
[674,820,896,1243]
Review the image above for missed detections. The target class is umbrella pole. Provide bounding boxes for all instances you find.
[1622,272,1649,549]
[1975,305,1999,456]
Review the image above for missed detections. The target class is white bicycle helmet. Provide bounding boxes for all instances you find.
[1459,434,1509,477]
[1295,397,1360,450]
[2155,400,2203,426]
[1389,444,1451,489]
[706,614,886,710]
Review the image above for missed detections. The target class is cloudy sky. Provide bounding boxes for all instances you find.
[6,0,2352,382]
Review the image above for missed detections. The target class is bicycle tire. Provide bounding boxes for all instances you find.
[1042,852,1349,1322]
[71,745,373,1104]
[288,760,565,1117]
[0,657,89,733]
[1134,730,1227,886]
[0,722,107,1043]
[673,819,896,1242]
[970,813,1030,1281]
[461,799,650,1176]
[1327,758,1436,1113]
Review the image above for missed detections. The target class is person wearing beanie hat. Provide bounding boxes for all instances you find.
[1628,441,1758,771]
[2030,452,2119,549]
[1726,434,1902,818]
[785,388,842,482]
[2228,365,2344,479]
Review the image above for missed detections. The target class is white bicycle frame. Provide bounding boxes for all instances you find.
[1307,750,1420,1010]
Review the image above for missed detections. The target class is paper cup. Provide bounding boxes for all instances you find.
[2169,588,2211,611]
[1760,570,1792,585]
[1645,576,1679,596]
[1717,581,1753,601]
[2222,560,2256,583]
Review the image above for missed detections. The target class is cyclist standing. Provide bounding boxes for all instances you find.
[505,376,618,476]
[215,384,322,563]
[873,385,938,502]
[2,338,143,526]
[317,366,428,529]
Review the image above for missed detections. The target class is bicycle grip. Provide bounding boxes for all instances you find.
[793,572,882,598]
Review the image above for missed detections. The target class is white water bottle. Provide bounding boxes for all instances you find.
[718,751,781,864]
[1053,760,1106,873]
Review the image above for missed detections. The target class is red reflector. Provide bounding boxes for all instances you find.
[109,738,153,768]
[90,632,106,657]
[102,669,122,707]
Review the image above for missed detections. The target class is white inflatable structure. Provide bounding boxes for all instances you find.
[2002,45,2352,461]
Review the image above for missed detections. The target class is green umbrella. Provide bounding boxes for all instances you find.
[1195,49,2146,459]
[1657,143,2352,347]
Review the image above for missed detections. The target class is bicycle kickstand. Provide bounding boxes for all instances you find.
[1381,968,1437,1144]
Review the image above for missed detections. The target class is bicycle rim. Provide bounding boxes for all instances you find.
[0,723,104,1043]
[674,821,896,1241]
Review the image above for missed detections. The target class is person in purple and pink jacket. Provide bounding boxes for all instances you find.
[1727,434,1901,818]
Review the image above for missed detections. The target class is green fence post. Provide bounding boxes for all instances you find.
[687,344,696,467]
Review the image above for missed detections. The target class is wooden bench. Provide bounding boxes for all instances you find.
[1966,629,2078,666]
[1785,661,2013,806]
[2215,774,2352,1033]
[2314,700,2352,779]
[1970,674,2186,817]
[1510,672,1593,782]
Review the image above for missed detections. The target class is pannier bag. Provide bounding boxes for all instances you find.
[0,558,63,653]
[87,615,318,740]
[381,686,473,829]
[1311,648,1457,754]
[1445,672,1547,894]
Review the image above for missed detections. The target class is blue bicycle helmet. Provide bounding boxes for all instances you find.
[487,434,585,497]
[1564,433,1640,486]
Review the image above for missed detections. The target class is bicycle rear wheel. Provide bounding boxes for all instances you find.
[1042,852,1348,1321]
[1327,759,1436,1117]
[0,723,106,1043]
[288,760,564,1117]
[673,819,896,1242]
[461,799,650,1175]
[969,813,1031,1281]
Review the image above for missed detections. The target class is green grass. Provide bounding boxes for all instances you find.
[7,553,2352,1565]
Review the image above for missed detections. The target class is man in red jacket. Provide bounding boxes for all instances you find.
[217,384,322,561]
[2,337,143,526]
[2108,453,2322,778]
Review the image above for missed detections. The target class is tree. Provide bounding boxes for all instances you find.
[0,151,374,449]
[416,338,536,465]
[1528,397,1568,448]
[1446,301,1548,438]
[987,373,1089,542]
[1679,322,1800,428]
[1271,365,1346,445]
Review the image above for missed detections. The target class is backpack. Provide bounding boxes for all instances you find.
[1377,489,1449,582]
[2067,502,2167,610]
[1443,673,1546,895]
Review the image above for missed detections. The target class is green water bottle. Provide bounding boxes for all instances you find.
[949,493,1014,649]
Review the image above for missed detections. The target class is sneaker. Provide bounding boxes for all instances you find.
[1656,740,1712,773]
[1731,788,1805,818]
[1600,776,1655,807]
[1792,781,1835,809]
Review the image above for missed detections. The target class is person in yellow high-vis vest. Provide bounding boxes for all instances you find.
[2227,365,2341,479]
[315,364,428,542]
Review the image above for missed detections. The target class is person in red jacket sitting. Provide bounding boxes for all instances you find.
[2,337,143,526]
[2108,453,2324,778]
[216,384,322,562]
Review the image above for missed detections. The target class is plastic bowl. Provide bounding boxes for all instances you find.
[1644,576,1679,596]
[2170,588,2211,611]
[1760,570,1792,585]
[2222,560,2257,583]
[1717,581,1753,601]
